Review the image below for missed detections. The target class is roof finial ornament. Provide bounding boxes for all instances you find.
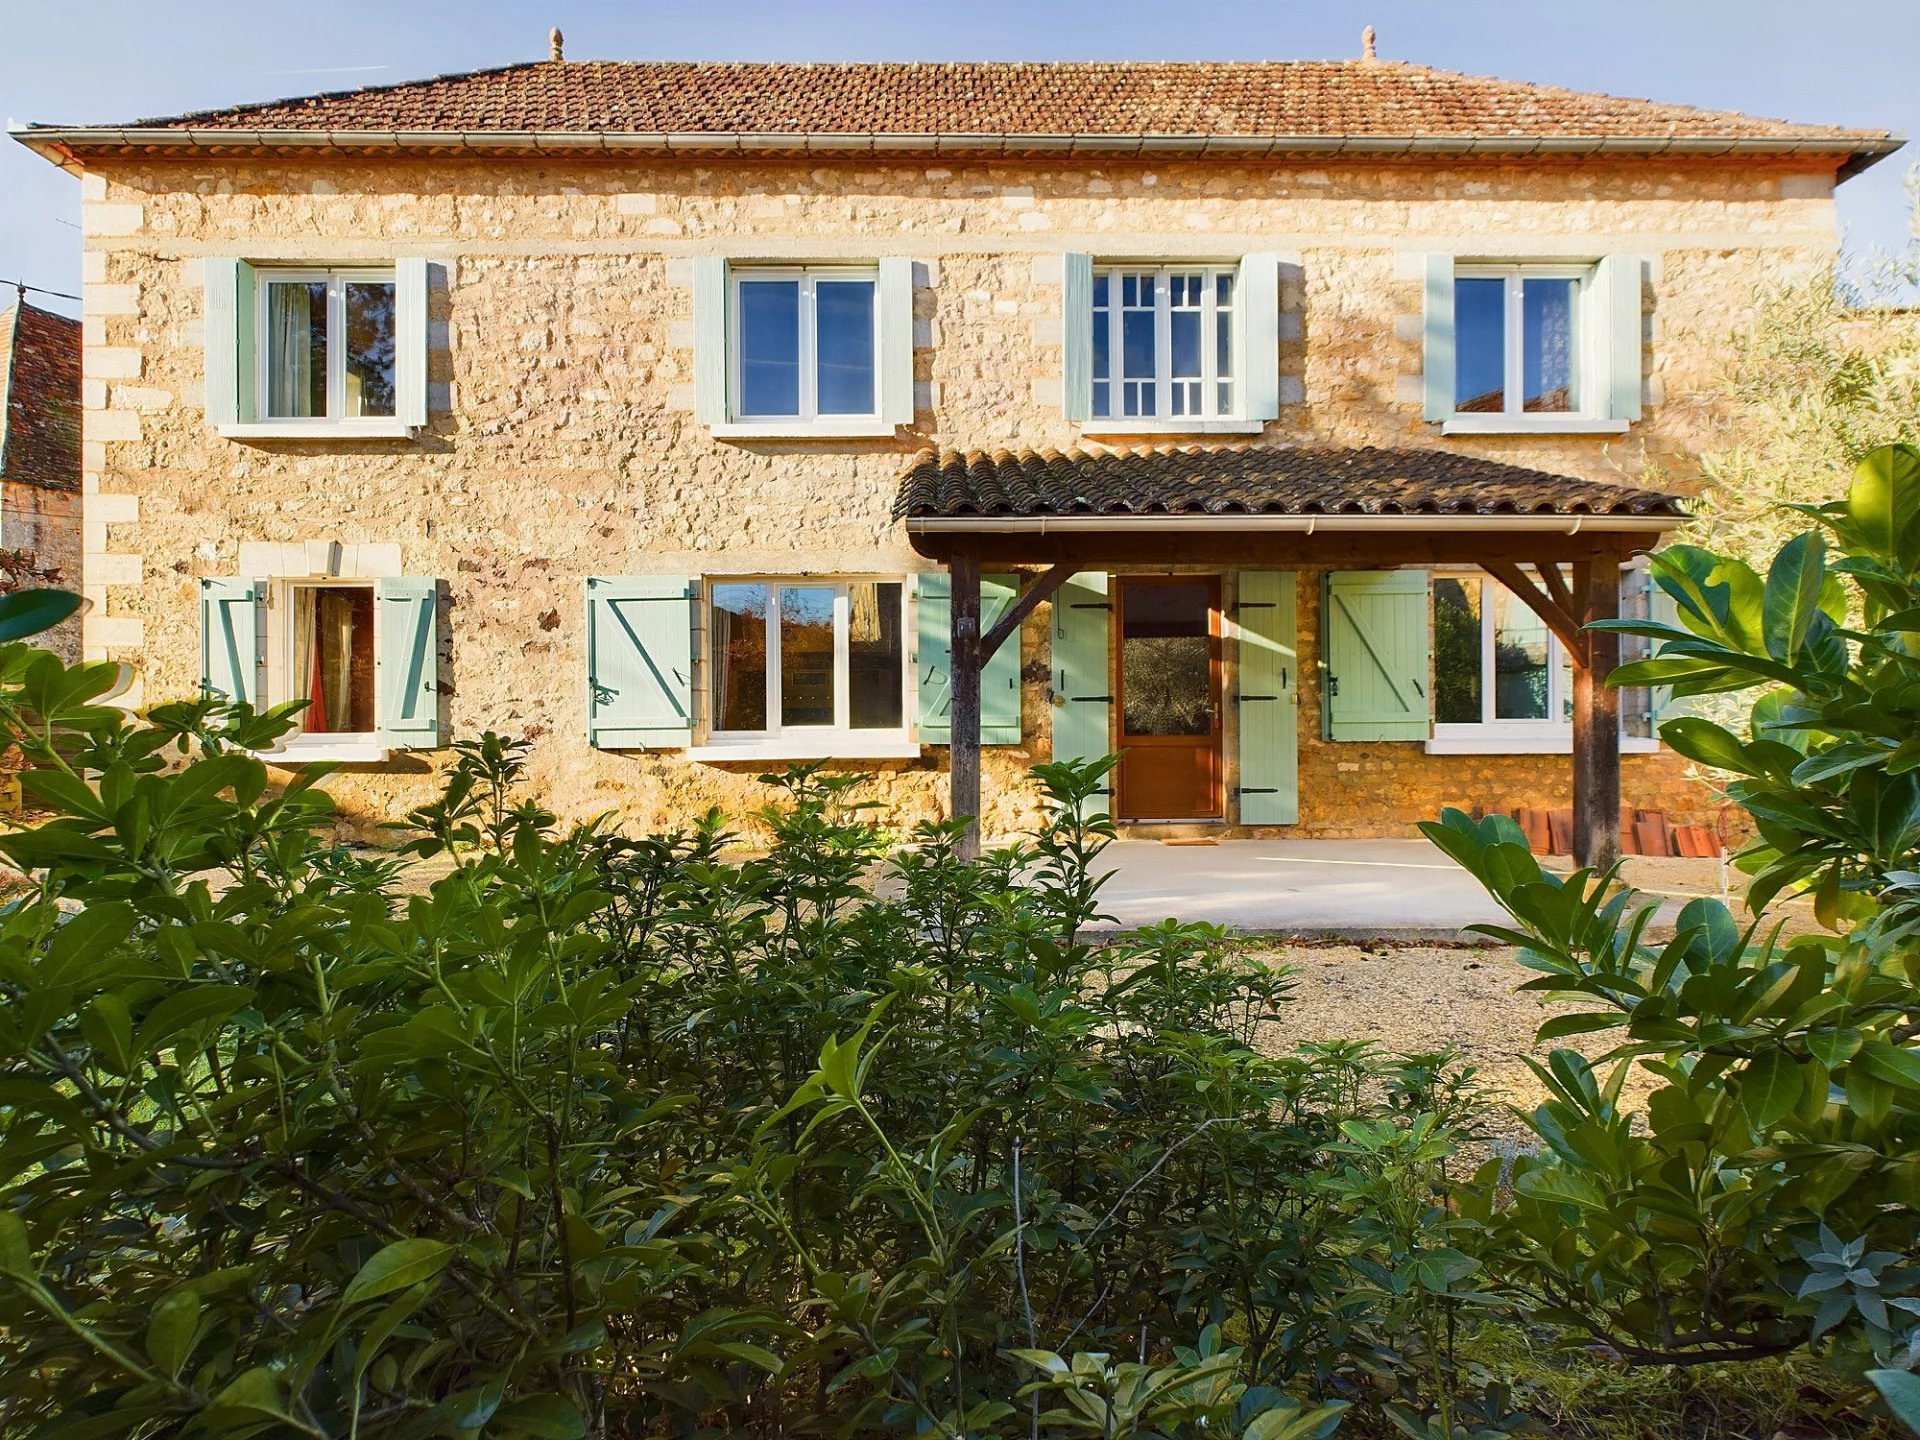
[549,27,564,63]
[1362,25,1377,61]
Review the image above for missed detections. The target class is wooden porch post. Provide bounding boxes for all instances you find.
[949,548,984,860]
[1571,550,1623,869]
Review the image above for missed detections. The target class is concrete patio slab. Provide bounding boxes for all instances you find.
[1085,838,1511,940]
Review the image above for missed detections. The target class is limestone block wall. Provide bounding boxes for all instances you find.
[70,153,1836,839]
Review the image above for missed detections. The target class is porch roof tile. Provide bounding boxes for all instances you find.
[893,444,1688,521]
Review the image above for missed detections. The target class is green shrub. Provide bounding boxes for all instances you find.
[0,597,1488,1438]
[1425,444,1920,1424]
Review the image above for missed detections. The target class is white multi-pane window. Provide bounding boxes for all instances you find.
[730,267,880,423]
[256,269,398,423]
[1429,565,1658,752]
[706,578,908,744]
[1451,264,1593,422]
[1092,266,1237,422]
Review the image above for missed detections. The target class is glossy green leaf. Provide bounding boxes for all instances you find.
[495,1395,589,1440]
[1762,531,1827,662]
[340,1239,454,1309]
[0,588,82,642]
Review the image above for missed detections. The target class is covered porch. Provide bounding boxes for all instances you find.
[896,444,1688,867]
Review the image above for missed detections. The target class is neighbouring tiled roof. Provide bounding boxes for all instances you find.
[16,60,1897,173]
[0,299,81,494]
[893,445,1689,521]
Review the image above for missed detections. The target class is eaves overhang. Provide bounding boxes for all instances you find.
[9,123,1904,181]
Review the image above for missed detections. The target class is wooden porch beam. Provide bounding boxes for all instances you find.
[1482,560,1589,659]
[1570,551,1625,870]
[982,560,1073,662]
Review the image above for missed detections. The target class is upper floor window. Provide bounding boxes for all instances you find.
[201,256,427,438]
[1064,253,1280,436]
[1420,253,1643,436]
[1452,265,1587,421]
[732,267,880,423]
[259,269,397,422]
[694,258,913,438]
[1092,266,1237,423]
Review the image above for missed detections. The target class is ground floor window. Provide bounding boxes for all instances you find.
[1429,565,1656,751]
[707,578,906,743]
[290,583,377,736]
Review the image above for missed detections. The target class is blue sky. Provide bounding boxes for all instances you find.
[3,0,1913,318]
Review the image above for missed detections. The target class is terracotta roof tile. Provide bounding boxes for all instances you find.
[893,445,1688,521]
[0,299,81,495]
[27,60,1893,162]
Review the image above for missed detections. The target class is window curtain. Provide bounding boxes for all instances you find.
[269,285,317,417]
[711,602,737,727]
[292,592,318,732]
[314,591,356,731]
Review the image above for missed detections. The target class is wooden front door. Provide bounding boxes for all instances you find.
[1114,577,1223,820]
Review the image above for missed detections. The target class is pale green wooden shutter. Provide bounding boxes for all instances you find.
[692,257,729,426]
[585,576,694,749]
[375,577,441,748]
[1238,252,1282,422]
[1594,253,1644,422]
[1050,571,1112,814]
[1235,571,1298,824]
[916,572,1021,745]
[199,578,262,705]
[394,256,429,428]
[916,572,953,743]
[980,575,1022,744]
[202,258,256,426]
[1421,253,1455,422]
[1322,570,1431,742]
[1062,253,1094,421]
[879,257,915,427]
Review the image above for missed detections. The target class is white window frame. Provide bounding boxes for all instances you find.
[260,577,388,764]
[691,575,917,761]
[252,267,402,434]
[1442,263,1625,437]
[1425,564,1658,755]
[726,265,883,430]
[1085,263,1257,435]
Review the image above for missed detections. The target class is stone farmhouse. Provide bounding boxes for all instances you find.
[11,42,1901,858]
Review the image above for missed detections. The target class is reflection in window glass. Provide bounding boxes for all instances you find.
[711,583,770,731]
[848,581,903,729]
[1092,266,1237,421]
[266,281,329,419]
[738,281,801,417]
[294,585,376,734]
[344,281,397,417]
[1453,277,1506,413]
[814,279,876,415]
[1215,272,1234,415]
[1091,273,1112,418]
[1432,576,1483,724]
[1492,588,1551,720]
[1121,273,1156,418]
[1523,278,1577,413]
[1121,583,1212,737]
[1169,272,1204,417]
[779,585,836,727]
